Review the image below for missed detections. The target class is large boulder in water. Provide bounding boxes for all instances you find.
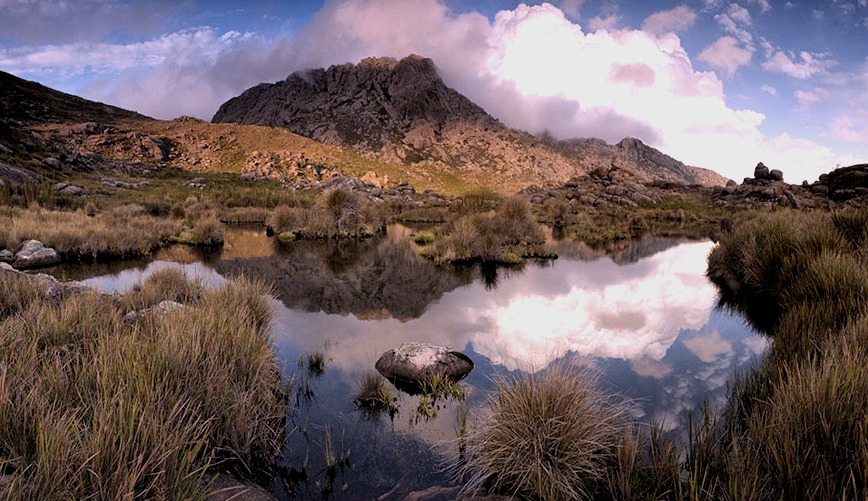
[375,342,473,393]
[14,240,59,269]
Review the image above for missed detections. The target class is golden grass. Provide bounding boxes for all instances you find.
[0,270,287,498]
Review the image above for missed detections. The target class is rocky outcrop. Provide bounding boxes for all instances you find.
[375,342,473,392]
[214,55,495,150]
[546,136,729,187]
[811,164,868,202]
[213,55,728,188]
[13,240,60,269]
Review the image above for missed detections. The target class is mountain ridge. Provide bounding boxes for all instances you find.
[213,54,729,187]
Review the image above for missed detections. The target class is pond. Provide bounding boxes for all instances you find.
[45,225,766,499]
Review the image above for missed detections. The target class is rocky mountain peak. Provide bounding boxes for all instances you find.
[212,54,496,151]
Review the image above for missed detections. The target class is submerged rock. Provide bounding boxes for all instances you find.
[375,342,473,392]
[14,239,59,268]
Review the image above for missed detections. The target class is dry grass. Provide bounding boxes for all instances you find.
[267,188,384,239]
[696,208,868,499]
[459,361,629,500]
[0,206,182,258]
[425,196,550,263]
[0,269,287,498]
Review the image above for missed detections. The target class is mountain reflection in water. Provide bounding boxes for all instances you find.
[51,225,766,498]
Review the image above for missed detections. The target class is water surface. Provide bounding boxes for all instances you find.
[48,226,766,499]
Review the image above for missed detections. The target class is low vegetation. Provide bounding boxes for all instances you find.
[0,205,182,259]
[0,269,287,499]
[693,208,868,499]
[420,196,552,263]
[457,360,681,500]
[354,372,398,418]
[267,188,384,240]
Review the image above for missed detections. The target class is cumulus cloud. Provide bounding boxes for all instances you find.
[832,113,868,143]
[698,36,753,75]
[466,242,718,370]
[762,50,838,78]
[588,14,622,31]
[714,3,754,45]
[641,6,697,35]
[1,0,858,182]
[683,331,733,363]
[559,0,585,18]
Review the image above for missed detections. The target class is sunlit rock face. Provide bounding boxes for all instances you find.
[463,241,718,370]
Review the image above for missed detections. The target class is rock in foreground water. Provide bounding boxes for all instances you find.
[376,342,473,392]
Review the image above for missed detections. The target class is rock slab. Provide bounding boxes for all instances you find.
[14,239,59,268]
[375,342,473,390]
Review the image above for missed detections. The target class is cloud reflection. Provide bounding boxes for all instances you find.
[464,242,718,370]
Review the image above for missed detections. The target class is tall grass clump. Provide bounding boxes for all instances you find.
[267,188,384,240]
[0,269,287,498]
[696,207,868,499]
[425,196,549,263]
[458,361,629,500]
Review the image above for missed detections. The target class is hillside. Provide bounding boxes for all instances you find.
[214,54,729,187]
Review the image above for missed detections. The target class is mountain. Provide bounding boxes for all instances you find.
[0,70,145,126]
[214,55,729,187]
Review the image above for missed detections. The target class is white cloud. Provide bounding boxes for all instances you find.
[794,87,828,105]
[763,50,837,78]
[698,36,753,75]
[559,0,585,18]
[684,330,732,363]
[1,0,857,183]
[748,0,772,13]
[763,132,856,183]
[641,6,697,35]
[760,83,777,95]
[711,2,755,49]
[831,112,868,143]
[466,242,718,370]
[727,3,752,25]
[588,14,621,31]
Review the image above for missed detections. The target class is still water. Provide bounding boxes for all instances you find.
[47,225,766,499]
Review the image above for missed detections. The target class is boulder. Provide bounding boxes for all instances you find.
[13,240,60,268]
[44,157,62,169]
[769,169,783,182]
[0,249,14,263]
[375,342,473,393]
[754,162,769,180]
[60,184,84,196]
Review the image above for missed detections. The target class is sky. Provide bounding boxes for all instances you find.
[0,0,865,182]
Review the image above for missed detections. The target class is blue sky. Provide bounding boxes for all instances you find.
[0,0,865,182]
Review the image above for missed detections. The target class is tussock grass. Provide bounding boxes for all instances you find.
[697,208,868,499]
[459,361,629,500]
[354,371,397,417]
[267,188,384,239]
[425,196,550,263]
[0,270,287,498]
